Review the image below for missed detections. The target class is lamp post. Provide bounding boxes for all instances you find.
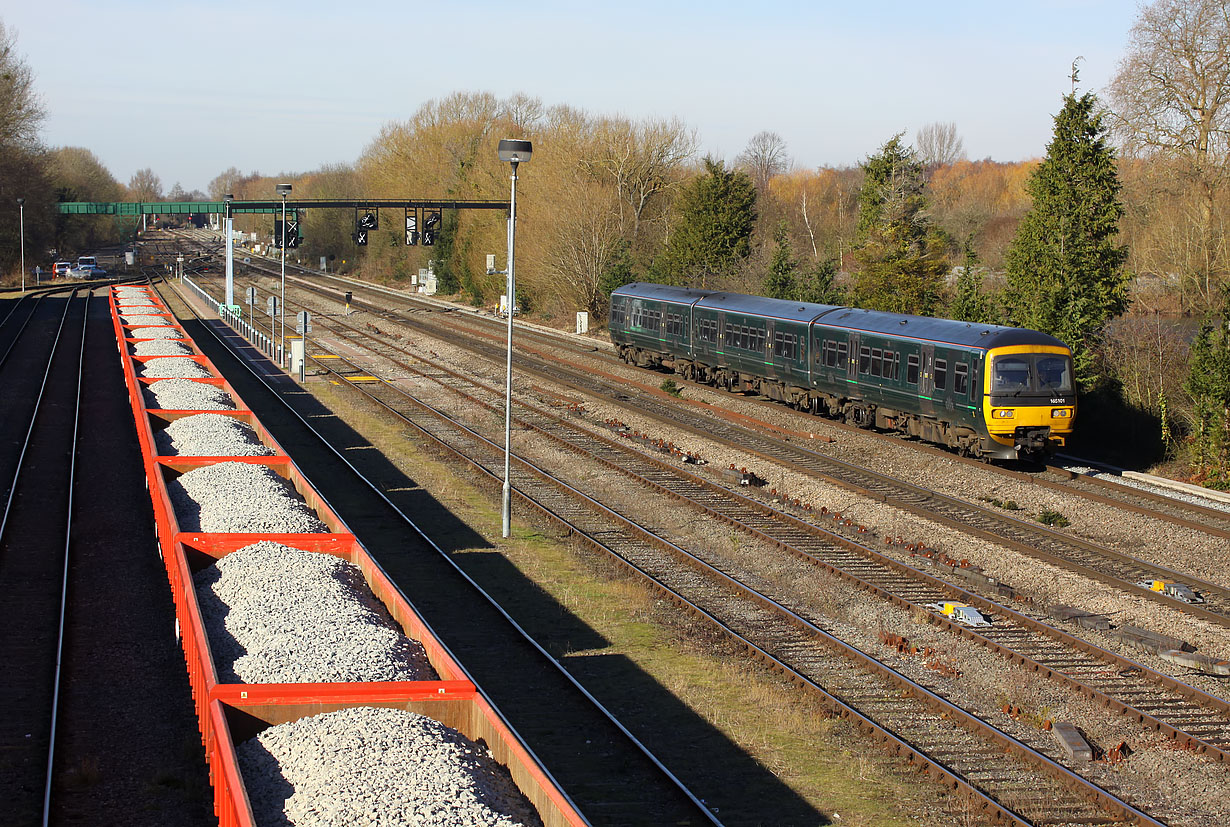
[275,183,292,364]
[223,194,234,307]
[497,139,531,538]
[17,198,25,291]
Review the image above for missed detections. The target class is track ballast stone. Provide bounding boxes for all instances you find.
[193,541,436,684]
[130,326,183,340]
[155,413,274,457]
[140,357,212,379]
[237,707,543,827]
[167,462,328,533]
[134,339,192,357]
[121,314,171,326]
[145,379,236,411]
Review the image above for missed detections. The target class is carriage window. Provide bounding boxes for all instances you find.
[859,346,871,374]
[871,348,882,377]
[665,313,684,337]
[610,301,625,326]
[757,328,768,353]
[774,331,798,361]
[837,342,848,368]
[907,354,920,385]
[888,352,900,380]
[954,362,969,396]
[934,358,947,391]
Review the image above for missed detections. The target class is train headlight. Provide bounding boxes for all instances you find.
[992,409,1014,419]
[1051,409,1072,419]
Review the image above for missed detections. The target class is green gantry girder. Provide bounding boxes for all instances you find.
[55,198,510,215]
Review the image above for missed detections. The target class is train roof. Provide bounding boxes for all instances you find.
[611,283,1069,351]
[815,306,1068,350]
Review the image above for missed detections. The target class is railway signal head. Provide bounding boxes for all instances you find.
[422,209,441,246]
[357,211,378,230]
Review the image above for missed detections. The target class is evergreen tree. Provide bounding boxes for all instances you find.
[597,238,636,310]
[1184,292,1230,488]
[949,237,993,323]
[763,222,797,299]
[851,134,948,315]
[795,258,843,305]
[656,157,756,287]
[1003,92,1130,390]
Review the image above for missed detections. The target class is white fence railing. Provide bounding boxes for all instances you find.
[183,275,283,365]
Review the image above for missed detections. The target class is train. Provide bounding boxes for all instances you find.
[608,283,1076,461]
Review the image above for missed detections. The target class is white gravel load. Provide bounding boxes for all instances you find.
[146,378,236,410]
[237,707,542,827]
[130,326,183,340]
[167,461,329,534]
[119,301,157,310]
[122,314,171,326]
[140,357,212,379]
[155,413,274,457]
[193,541,435,684]
[134,339,192,357]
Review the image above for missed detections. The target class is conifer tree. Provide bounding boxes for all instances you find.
[852,134,948,315]
[1003,92,1130,390]
[763,222,797,299]
[949,238,992,323]
[655,157,756,287]
[1184,292,1230,488]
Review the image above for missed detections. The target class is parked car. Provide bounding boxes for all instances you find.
[77,255,98,269]
[52,261,72,278]
[70,264,107,278]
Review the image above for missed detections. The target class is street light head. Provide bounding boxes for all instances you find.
[16,198,24,206]
[223,193,234,203]
[276,183,292,197]
[497,139,532,165]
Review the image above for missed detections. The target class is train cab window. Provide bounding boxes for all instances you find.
[907,354,920,385]
[1036,356,1072,393]
[610,301,625,327]
[992,356,1030,392]
[954,362,969,396]
[859,346,871,374]
[934,359,947,391]
[870,348,882,377]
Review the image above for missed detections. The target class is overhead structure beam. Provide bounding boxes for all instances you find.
[55,198,509,215]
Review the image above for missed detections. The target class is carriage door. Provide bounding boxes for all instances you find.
[765,319,778,380]
[846,333,860,383]
[920,343,936,416]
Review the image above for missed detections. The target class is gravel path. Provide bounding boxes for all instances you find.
[237,707,542,827]
[193,541,435,684]
[167,462,329,534]
[155,413,274,457]
[145,378,236,411]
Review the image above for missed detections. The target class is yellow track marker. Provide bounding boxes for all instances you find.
[347,376,381,382]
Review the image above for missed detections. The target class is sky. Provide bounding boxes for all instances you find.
[3,0,1144,195]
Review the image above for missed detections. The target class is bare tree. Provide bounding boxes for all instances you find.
[127,168,162,202]
[586,116,696,242]
[1108,0,1230,307]
[915,122,966,170]
[0,20,43,150]
[736,130,790,193]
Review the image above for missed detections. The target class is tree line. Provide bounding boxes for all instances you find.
[2,0,1228,486]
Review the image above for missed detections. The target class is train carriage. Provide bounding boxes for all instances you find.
[610,283,1076,461]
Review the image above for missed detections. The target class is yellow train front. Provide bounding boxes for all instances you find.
[982,344,1076,458]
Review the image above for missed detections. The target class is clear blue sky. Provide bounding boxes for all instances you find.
[3,0,1142,194]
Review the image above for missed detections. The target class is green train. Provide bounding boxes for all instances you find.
[608,283,1076,461]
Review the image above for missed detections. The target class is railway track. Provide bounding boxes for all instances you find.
[163,232,1230,823]
[152,274,725,827]
[269,297,1167,826]
[0,288,89,826]
[294,284,1230,790]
